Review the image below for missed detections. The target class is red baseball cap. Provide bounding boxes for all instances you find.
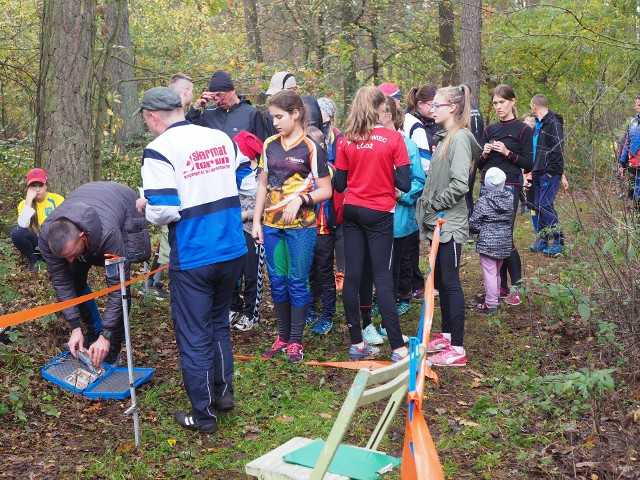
[27,168,47,186]
[378,82,401,100]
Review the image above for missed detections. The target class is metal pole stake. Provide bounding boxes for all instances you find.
[106,255,140,447]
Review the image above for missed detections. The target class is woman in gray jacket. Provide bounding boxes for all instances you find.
[416,85,481,367]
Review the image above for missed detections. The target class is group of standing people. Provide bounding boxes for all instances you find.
[10,69,571,435]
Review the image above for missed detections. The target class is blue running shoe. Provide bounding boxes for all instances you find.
[530,239,548,252]
[396,300,411,316]
[542,244,563,256]
[349,343,380,360]
[311,316,334,335]
[306,309,318,327]
[378,326,409,343]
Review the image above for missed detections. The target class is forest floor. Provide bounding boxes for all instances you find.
[1,189,639,479]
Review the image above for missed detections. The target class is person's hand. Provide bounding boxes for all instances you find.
[618,164,625,178]
[193,92,215,109]
[491,141,510,157]
[68,327,84,359]
[561,176,569,190]
[89,336,111,366]
[395,188,402,200]
[282,196,303,225]
[251,223,263,245]
[482,142,493,157]
[135,197,148,215]
[25,187,38,205]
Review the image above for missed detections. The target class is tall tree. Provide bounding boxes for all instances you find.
[243,0,263,63]
[439,0,457,86]
[35,0,96,194]
[460,0,482,106]
[106,0,144,150]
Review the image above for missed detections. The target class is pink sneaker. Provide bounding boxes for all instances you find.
[427,345,467,366]
[503,292,522,306]
[262,336,288,359]
[427,333,451,353]
[286,341,304,363]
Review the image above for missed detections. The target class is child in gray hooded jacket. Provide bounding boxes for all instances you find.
[468,167,514,313]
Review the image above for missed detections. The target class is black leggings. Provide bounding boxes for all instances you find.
[342,205,404,349]
[398,230,423,297]
[434,240,465,347]
[500,185,523,290]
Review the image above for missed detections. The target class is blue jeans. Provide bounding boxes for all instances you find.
[10,227,40,262]
[533,173,563,245]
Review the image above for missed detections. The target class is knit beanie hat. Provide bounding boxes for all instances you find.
[208,71,234,92]
[484,167,506,191]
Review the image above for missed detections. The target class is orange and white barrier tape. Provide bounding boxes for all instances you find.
[0,265,168,329]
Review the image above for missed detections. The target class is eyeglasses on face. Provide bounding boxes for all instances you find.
[430,103,452,112]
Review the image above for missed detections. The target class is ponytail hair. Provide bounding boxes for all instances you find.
[493,84,518,119]
[344,86,386,142]
[437,84,471,159]
[384,95,404,131]
[406,84,438,113]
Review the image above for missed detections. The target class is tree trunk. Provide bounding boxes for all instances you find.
[243,0,264,63]
[439,0,458,86]
[460,0,482,106]
[35,0,96,195]
[107,0,144,150]
[340,3,357,117]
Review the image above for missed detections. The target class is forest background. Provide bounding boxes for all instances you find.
[1,0,639,194]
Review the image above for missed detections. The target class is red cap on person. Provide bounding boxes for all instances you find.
[27,168,47,186]
[378,82,402,100]
[234,131,264,160]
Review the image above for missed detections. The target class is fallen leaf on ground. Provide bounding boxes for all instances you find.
[456,418,480,427]
[276,416,295,423]
[465,368,484,378]
[116,442,135,453]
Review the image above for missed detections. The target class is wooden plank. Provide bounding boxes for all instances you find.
[245,437,350,480]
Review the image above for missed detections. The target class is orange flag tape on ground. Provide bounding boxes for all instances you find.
[0,265,168,330]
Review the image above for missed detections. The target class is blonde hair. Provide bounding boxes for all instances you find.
[437,84,471,159]
[344,86,386,142]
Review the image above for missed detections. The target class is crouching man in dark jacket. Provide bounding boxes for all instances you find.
[38,182,151,366]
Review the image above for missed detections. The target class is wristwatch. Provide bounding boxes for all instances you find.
[100,328,114,341]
